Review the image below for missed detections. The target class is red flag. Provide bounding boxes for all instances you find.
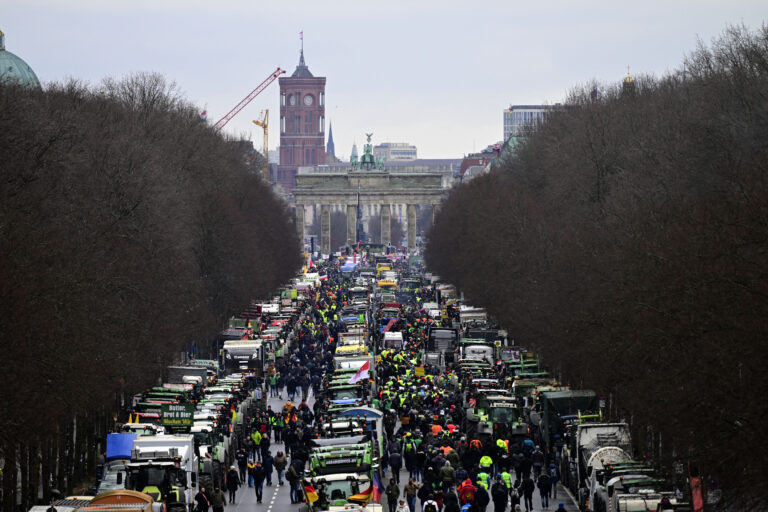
[348,361,370,384]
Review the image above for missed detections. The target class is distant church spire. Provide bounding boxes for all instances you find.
[327,121,336,158]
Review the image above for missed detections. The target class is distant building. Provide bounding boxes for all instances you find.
[503,105,556,140]
[276,47,326,196]
[373,142,417,162]
[458,143,503,182]
[0,29,40,88]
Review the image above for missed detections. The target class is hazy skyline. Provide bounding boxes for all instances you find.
[3,1,765,159]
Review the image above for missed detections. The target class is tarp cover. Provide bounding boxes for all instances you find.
[106,433,137,461]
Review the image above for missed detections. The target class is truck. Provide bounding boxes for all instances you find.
[221,339,266,375]
[426,326,459,368]
[466,396,528,443]
[562,422,633,497]
[124,435,198,512]
[300,437,383,512]
[97,433,136,493]
[457,338,496,362]
[538,390,599,454]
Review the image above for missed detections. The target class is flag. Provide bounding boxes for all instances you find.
[348,360,370,384]
[299,31,303,41]
[304,484,319,503]
[348,485,373,503]
[200,110,207,120]
[373,472,385,503]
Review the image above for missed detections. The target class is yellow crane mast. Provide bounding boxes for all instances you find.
[253,110,269,181]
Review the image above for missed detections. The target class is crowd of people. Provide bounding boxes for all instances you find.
[193,255,570,512]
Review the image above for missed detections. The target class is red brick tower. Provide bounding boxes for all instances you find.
[277,48,326,195]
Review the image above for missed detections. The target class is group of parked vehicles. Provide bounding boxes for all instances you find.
[32,246,695,512]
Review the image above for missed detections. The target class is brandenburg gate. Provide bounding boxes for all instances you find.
[293,135,444,254]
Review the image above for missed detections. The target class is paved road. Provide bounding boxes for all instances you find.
[380,466,580,512]
[227,388,579,512]
[225,388,312,512]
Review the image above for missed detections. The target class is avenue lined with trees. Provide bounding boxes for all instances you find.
[426,25,768,506]
[0,73,301,510]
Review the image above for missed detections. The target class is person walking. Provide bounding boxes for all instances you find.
[226,466,240,504]
[287,463,301,503]
[475,481,490,512]
[547,463,560,499]
[509,488,520,511]
[274,451,287,486]
[537,473,551,509]
[390,450,403,485]
[236,449,248,483]
[195,487,211,512]
[417,479,432,512]
[263,451,274,486]
[519,476,535,512]
[491,481,508,512]
[531,447,544,479]
[386,478,401,512]
[404,477,420,512]
[252,461,267,503]
[440,461,456,493]
[210,486,226,512]
[444,490,460,512]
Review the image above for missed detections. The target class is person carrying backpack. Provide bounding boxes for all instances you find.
[423,496,439,512]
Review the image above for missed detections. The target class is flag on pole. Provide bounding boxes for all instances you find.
[299,31,303,41]
[200,110,207,120]
[304,483,319,503]
[373,472,385,503]
[348,360,370,384]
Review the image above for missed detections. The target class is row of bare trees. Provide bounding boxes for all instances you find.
[0,73,301,508]
[427,25,768,506]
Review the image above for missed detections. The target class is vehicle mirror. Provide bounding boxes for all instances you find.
[116,473,123,485]
[192,472,197,487]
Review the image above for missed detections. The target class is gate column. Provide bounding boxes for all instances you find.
[381,204,391,246]
[320,204,331,254]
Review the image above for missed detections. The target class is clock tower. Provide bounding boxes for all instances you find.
[277,48,326,195]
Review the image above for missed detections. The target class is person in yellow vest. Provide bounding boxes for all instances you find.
[476,471,491,491]
[479,454,493,474]
[251,430,262,461]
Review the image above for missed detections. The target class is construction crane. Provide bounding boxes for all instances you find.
[213,67,285,131]
[253,110,269,181]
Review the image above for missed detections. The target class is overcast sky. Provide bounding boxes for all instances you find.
[3,1,765,159]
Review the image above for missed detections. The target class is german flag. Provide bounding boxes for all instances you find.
[348,485,373,503]
[304,484,319,503]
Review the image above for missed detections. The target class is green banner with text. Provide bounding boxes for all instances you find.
[161,403,194,427]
